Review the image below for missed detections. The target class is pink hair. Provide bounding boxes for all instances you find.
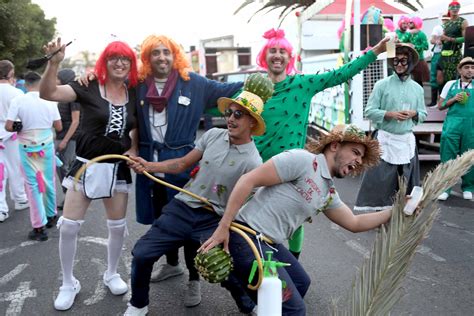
[337,14,355,39]
[384,18,395,32]
[94,41,139,88]
[256,28,297,75]
[397,15,410,28]
[410,16,423,29]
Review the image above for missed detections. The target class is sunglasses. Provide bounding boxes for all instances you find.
[108,56,131,65]
[224,108,249,119]
[393,58,408,66]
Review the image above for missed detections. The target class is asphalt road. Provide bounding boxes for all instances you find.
[0,160,473,316]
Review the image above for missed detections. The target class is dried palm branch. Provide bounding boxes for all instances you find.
[234,0,423,23]
[332,149,474,315]
[234,0,316,22]
[394,0,424,12]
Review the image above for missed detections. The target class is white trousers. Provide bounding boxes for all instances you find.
[0,136,27,213]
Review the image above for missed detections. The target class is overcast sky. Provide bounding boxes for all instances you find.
[31,0,454,57]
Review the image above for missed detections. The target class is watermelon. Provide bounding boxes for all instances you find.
[243,72,274,103]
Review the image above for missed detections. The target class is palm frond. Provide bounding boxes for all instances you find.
[234,0,316,23]
[333,149,474,315]
[233,0,255,15]
[394,0,423,12]
[235,0,423,24]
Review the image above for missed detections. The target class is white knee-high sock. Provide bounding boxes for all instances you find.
[58,217,83,287]
[106,218,127,277]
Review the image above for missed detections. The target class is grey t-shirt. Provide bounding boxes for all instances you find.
[175,128,262,215]
[236,149,343,244]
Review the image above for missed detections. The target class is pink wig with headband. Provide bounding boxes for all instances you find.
[410,16,423,29]
[397,15,410,29]
[94,41,138,88]
[256,28,297,75]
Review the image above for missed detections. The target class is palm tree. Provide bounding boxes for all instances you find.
[235,0,423,22]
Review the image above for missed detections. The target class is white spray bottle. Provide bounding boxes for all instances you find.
[249,251,290,316]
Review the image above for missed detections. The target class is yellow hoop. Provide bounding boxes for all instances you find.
[73,154,269,290]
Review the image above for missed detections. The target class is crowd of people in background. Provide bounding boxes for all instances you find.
[0,1,471,315]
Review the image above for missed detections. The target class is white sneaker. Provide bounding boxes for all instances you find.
[463,191,473,200]
[54,279,81,311]
[437,192,449,201]
[103,272,128,295]
[14,200,29,210]
[0,212,9,222]
[124,303,148,316]
[150,263,184,282]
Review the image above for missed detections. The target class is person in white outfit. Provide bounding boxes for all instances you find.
[0,60,29,222]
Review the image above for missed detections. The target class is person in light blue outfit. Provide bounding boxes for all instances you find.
[355,43,427,211]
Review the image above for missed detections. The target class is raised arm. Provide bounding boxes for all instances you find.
[307,37,388,91]
[39,38,77,103]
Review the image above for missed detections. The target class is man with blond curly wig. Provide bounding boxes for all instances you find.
[134,34,242,308]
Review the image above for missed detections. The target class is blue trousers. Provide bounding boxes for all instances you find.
[130,199,221,308]
[229,230,311,315]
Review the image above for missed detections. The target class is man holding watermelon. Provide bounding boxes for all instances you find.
[124,74,272,316]
[201,124,392,315]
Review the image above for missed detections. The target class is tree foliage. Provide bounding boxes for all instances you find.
[0,0,56,75]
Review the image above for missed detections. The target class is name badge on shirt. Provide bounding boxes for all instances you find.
[178,96,191,106]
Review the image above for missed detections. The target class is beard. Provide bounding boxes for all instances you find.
[333,151,346,179]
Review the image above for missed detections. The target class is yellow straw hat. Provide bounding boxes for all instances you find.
[217,73,273,136]
[307,124,381,174]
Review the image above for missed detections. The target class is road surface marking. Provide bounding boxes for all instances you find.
[83,258,107,306]
[416,245,446,262]
[0,281,36,315]
[0,241,37,258]
[79,236,108,246]
[0,264,28,286]
[345,240,370,258]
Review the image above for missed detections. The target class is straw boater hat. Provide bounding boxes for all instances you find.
[217,73,273,136]
[387,43,419,68]
[457,56,474,70]
[307,124,381,174]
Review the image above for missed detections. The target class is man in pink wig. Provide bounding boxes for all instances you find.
[253,28,387,259]
[407,16,429,86]
[396,15,411,43]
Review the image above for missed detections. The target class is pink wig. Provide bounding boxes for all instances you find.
[256,28,297,75]
[94,41,139,88]
[384,18,395,32]
[397,15,410,29]
[410,16,423,29]
[337,15,355,39]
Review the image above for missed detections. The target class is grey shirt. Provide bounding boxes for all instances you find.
[175,128,262,215]
[236,149,343,244]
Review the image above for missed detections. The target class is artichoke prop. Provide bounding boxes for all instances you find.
[195,246,234,283]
